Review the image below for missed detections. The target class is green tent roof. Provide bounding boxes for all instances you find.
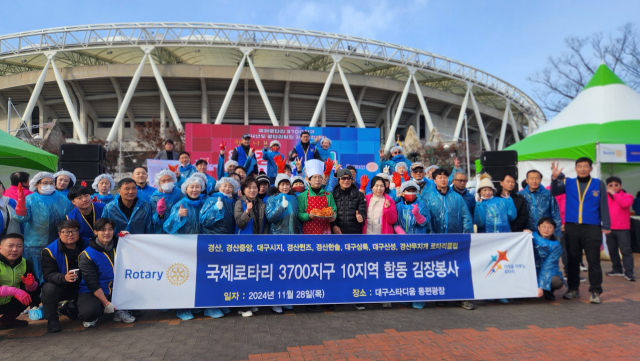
[0,130,58,172]
[583,64,625,90]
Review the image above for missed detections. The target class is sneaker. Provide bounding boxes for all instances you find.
[271,306,283,314]
[113,310,136,323]
[47,319,61,333]
[580,277,586,283]
[606,271,625,277]
[238,310,253,317]
[382,303,392,308]
[625,275,636,282]
[455,301,475,310]
[353,304,365,311]
[543,290,556,301]
[580,264,588,272]
[589,292,601,304]
[563,290,580,300]
[83,319,98,328]
[412,302,425,309]
[0,319,29,330]
[204,308,224,318]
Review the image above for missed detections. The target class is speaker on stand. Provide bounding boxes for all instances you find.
[480,150,518,192]
[58,144,107,190]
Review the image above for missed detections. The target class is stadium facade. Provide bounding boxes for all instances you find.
[0,23,544,152]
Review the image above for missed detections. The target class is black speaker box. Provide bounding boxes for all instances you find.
[59,162,105,180]
[480,150,518,166]
[482,165,518,183]
[59,144,106,162]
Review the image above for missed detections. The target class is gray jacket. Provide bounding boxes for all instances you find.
[234,195,267,234]
[154,150,180,160]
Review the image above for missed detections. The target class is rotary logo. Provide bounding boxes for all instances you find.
[615,149,623,157]
[166,263,189,286]
[366,162,379,172]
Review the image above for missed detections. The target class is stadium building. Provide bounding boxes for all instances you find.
[0,23,544,152]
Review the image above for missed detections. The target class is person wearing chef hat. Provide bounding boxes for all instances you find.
[296,159,337,235]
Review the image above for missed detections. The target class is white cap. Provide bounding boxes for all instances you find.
[224,160,239,170]
[275,174,291,187]
[270,140,281,148]
[376,173,391,182]
[390,146,404,154]
[395,162,408,171]
[180,177,205,195]
[216,177,240,193]
[53,170,76,186]
[92,174,116,192]
[154,170,177,187]
[190,173,208,185]
[477,173,496,191]
[29,172,54,192]
[400,180,419,193]
[305,159,324,178]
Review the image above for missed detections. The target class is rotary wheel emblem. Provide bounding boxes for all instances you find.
[167,263,189,286]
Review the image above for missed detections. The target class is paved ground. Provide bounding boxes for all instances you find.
[1,256,639,361]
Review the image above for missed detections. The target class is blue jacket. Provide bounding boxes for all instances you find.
[450,186,476,219]
[92,193,114,204]
[532,232,566,291]
[66,202,105,246]
[177,164,197,187]
[13,191,74,248]
[424,187,473,234]
[474,196,517,233]
[136,184,156,203]
[379,155,412,174]
[149,188,184,234]
[266,194,300,234]
[262,147,286,183]
[395,199,432,234]
[102,198,156,234]
[518,186,562,238]
[199,192,236,234]
[78,243,115,295]
[163,197,205,234]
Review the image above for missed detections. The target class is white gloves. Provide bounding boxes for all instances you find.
[104,303,115,314]
[216,197,223,211]
[383,165,390,174]
[281,195,288,208]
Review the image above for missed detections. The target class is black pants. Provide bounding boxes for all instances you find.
[606,230,634,277]
[41,282,79,321]
[565,223,603,294]
[0,297,28,324]
[550,275,563,292]
[560,232,568,275]
[78,292,111,322]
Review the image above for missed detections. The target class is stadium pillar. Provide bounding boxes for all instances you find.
[244,78,249,125]
[384,73,413,152]
[148,54,183,132]
[246,53,279,126]
[48,52,87,144]
[498,100,510,150]
[410,71,435,133]
[309,62,337,127]
[201,78,209,124]
[21,58,51,127]
[468,89,491,150]
[453,86,471,142]
[510,108,521,142]
[281,81,290,126]
[215,54,247,125]
[336,61,366,128]
[107,53,148,143]
[160,96,166,139]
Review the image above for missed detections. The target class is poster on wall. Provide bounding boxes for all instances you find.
[184,124,381,188]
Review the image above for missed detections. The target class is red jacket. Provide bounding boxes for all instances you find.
[3,185,33,202]
[362,193,398,234]
[607,191,633,230]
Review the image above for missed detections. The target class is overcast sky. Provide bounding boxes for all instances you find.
[1,0,636,111]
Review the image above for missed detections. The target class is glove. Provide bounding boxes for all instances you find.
[15,183,26,216]
[21,273,36,288]
[412,204,426,224]
[274,155,286,174]
[0,286,32,306]
[394,225,407,235]
[104,303,115,314]
[383,165,390,175]
[92,195,99,203]
[81,181,87,187]
[360,175,369,191]
[281,195,288,209]
[323,159,335,177]
[404,173,410,182]
[118,231,130,237]
[220,141,226,152]
[216,197,223,211]
[156,197,166,216]
[392,172,402,188]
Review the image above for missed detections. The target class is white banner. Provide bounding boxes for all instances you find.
[147,159,180,187]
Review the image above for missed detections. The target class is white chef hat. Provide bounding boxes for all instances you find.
[305,159,324,178]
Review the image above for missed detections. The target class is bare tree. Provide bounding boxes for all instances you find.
[529,23,640,116]
[134,118,184,164]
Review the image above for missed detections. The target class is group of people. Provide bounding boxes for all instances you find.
[0,132,635,333]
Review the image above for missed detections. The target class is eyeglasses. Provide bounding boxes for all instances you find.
[412,169,425,173]
[340,176,353,181]
[60,230,79,236]
[454,179,468,183]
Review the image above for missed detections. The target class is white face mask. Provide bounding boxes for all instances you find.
[40,184,55,195]
[160,182,175,193]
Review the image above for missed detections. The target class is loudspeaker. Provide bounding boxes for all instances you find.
[59,144,106,162]
[482,165,518,183]
[480,150,517,166]
[59,162,105,180]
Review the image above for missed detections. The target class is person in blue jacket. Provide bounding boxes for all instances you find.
[131,167,155,203]
[474,174,517,234]
[66,186,105,246]
[262,140,286,184]
[266,174,300,235]
[409,163,435,197]
[176,152,197,187]
[101,178,156,234]
[449,171,475,218]
[290,176,307,197]
[13,172,74,283]
[310,136,333,161]
[532,217,566,301]
[200,177,240,235]
[378,146,412,174]
[53,170,76,197]
[194,160,216,195]
[424,169,473,235]
[163,177,206,235]
[150,170,183,234]
[91,174,115,204]
[229,134,260,176]
[518,170,561,237]
[289,131,321,171]
[190,172,214,198]
[394,181,432,236]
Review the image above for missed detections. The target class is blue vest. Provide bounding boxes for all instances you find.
[78,247,114,295]
[235,146,250,169]
[565,178,601,226]
[66,202,105,247]
[295,143,316,170]
[43,240,71,284]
